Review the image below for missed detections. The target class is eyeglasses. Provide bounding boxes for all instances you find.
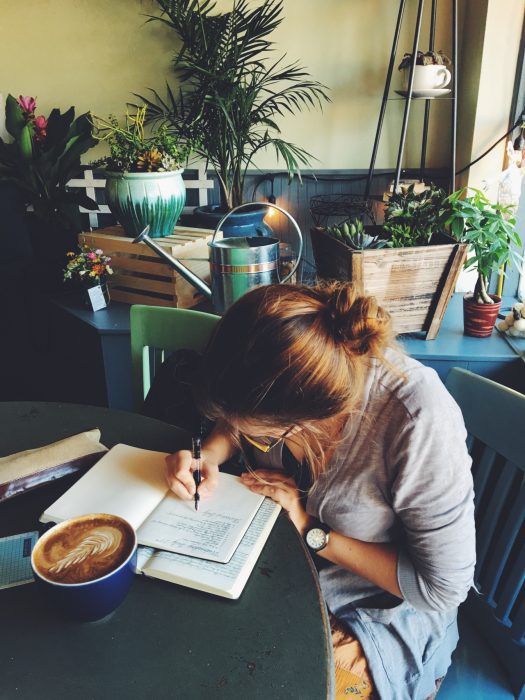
[242,426,293,453]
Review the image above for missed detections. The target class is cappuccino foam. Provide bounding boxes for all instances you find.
[33,515,135,584]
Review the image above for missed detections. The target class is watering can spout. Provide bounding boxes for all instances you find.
[132,226,212,300]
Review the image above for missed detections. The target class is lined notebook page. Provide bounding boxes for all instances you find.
[137,473,265,563]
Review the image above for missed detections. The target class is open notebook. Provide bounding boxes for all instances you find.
[40,444,281,599]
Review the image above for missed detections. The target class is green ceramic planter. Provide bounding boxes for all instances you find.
[105,170,186,239]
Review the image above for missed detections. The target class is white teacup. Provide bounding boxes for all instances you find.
[403,65,451,91]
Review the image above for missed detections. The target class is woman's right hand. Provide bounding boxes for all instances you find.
[165,448,220,501]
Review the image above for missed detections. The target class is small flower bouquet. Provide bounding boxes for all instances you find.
[63,246,113,311]
[63,246,113,285]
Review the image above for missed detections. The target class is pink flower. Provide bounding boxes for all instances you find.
[17,95,36,115]
[87,252,97,260]
[34,114,48,142]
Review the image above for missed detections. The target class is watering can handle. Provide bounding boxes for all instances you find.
[211,202,303,284]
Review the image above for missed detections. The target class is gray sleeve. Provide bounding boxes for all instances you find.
[388,375,476,612]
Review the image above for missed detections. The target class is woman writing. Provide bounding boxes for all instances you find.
[166,282,476,700]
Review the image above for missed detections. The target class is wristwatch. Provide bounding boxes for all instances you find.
[305,522,330,553]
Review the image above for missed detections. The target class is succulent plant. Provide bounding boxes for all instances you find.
[383,184,447,247]
[326,219,388,250]
[398,50,451,71]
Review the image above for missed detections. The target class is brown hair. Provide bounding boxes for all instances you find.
[198,282,397,480]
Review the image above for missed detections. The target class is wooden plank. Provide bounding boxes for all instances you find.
[108,256,176,277]
[351,252,364,293]
[425,243,468,339]
[110,289,175,307]
[111,274,177,295]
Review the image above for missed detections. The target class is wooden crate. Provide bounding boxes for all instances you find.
[310,227,467,339]
[79,225,220,308]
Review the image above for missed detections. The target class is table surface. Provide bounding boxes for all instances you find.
[400,294,525,362]
[0,403,332,700]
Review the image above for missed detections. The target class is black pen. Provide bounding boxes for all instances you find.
[192,436,202,511]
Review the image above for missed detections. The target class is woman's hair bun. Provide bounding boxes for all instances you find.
[324,283,392,355]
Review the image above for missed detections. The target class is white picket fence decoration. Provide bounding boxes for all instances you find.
[67,164,215,229]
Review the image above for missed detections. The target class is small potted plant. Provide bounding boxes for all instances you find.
[310,184,467,339]
[443,188,523,337]
[91,106,190,238]
[63,245,113,310]
[398,50,452,92]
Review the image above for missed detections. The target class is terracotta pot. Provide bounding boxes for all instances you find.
[463,294,502,337]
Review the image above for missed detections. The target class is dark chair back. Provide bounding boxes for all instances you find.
[446,368,525,699]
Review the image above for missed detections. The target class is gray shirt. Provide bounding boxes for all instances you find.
[306,350,476,616]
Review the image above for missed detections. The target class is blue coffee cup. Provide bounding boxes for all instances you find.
[31,513,137,622]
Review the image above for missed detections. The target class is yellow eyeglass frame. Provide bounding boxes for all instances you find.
[242,427,293,453]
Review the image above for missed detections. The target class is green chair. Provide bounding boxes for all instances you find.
[440,368,525,700]
[130,305,220,411]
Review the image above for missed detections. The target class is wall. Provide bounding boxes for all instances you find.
[1,0,454,171]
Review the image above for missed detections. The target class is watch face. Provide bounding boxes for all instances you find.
[306,527,328,552]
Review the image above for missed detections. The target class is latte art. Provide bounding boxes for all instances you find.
[33,515,135,584]
[48,527,122,575]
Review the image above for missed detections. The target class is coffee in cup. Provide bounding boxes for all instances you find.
[32,513,137,621]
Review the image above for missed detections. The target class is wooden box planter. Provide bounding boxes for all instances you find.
[310,227,467,339]
[79,225,220,309]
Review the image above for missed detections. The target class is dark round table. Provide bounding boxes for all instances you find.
[0,402,333,700]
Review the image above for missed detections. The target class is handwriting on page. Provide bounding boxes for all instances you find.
[140,499,275,584]
[144,510,243,557]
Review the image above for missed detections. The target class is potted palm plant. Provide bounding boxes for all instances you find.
[138,0,328,237]
[310,185,468,339]
[443,188,522,337]
[91,106,190,238]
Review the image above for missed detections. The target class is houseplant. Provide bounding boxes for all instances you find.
[443,188,522,337]
[0,94,98,286]
[91,106,190,238]
[398,50,452,92]
[310,185,467,339]
[137,0,328,236]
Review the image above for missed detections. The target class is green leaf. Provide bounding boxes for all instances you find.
[18,124,33,161]
[451,217,464,239]
[5,95,25,137]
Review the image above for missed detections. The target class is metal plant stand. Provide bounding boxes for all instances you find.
[310,0,458,229]
[365,0,458,198]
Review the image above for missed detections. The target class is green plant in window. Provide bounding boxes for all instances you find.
[443,188,522,304]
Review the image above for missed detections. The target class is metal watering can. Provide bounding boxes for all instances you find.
[133,202,303,314]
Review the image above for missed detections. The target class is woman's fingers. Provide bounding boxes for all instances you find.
[165,450,195,498]
[165,450,221,500]
[241,473,297,510]
[197,464,220,497]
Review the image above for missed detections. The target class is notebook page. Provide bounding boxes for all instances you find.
[137,473,265,563]
[40,444,169,530]
[139,498,281,598]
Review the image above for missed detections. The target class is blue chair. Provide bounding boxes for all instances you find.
[439,368,525,700]
[130,305,220,411]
